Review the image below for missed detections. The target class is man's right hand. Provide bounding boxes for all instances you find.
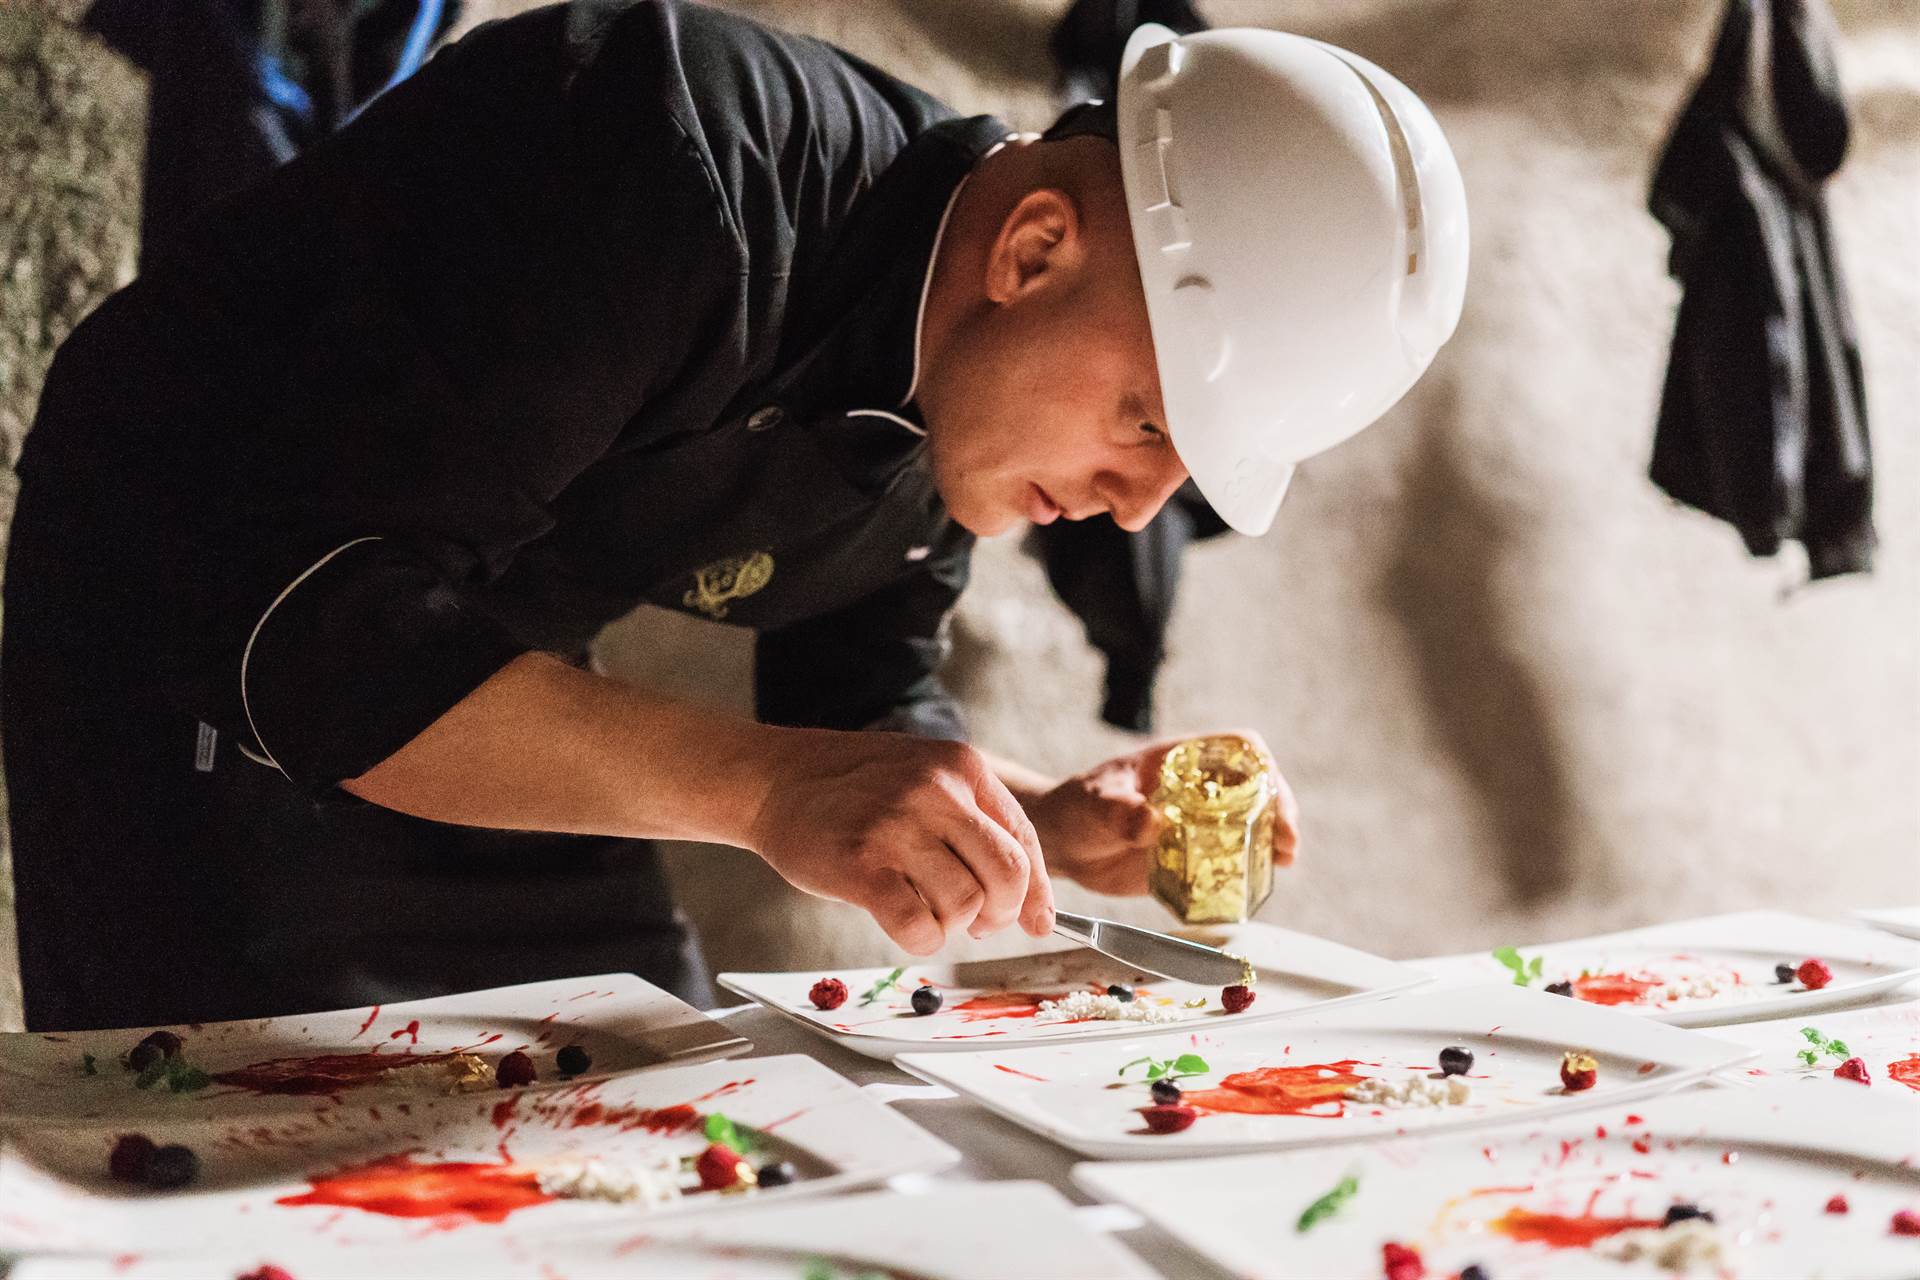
[744,730,1056,955]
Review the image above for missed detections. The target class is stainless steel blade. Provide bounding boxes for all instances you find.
[1052,910,1249,986]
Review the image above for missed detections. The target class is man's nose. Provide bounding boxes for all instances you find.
[1104,455,1190,533]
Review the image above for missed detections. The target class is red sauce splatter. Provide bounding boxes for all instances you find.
[1625,1114,1644,1124]
[949,991,1076,1022]
[1572,973,1662,1006]
[992,1063,1048,1083]
[389,1020,421,1045]
[1183,1061,1367,1118]
[1887,1055,1920,1092]
[566,1101,701,1134]
[353,1006,381,1039]
[930,1029,1009,1040]
[213,1051,457,1097]
[1632,1137,1652,1154]
[277,1155,550,1223]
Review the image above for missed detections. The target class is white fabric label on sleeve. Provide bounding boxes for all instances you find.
[194,721,217,772]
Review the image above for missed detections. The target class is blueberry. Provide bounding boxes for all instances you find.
[1774,963,1797,984]
[756,1160,798,1188]
[1460,1266,1490,1280]
[1150,1078,1183,1105]
[145,1144,198,1189]
[1106,984,1135,1002]
[1438,1045,1474,1077]
[1662,1203,1714,1227]
[555,1044,592,1077]
[910,985,942,1016]
[1544,981,1574,997]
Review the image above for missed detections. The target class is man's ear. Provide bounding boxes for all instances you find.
[983,188,1084,305]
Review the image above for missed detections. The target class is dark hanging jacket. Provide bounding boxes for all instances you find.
[1647,0,1873,578]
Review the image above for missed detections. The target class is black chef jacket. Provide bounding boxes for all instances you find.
[4,0,1008,1029]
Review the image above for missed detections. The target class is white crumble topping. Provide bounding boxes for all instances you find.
[535,1155,683,1206]
[1654,973,1752,1005]
[1343,1074,1472,1108]
[1598,1219,1726,1272]
[1035,991,1181,1024]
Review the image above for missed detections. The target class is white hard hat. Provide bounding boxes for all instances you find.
[1116,25,1469,535]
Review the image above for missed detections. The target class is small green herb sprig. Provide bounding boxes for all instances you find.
[1492,946,1544,987]
[704,1111,763,1154]
[81,1053,98,1076]
[859,966,906,1007]
[1796,1026,1850,1067]
[1119,1052,1210,1083]
[1296,1173,1361,1233]
[132,1057,212,1093]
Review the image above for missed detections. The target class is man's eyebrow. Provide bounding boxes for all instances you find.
[1120,391,1149,423]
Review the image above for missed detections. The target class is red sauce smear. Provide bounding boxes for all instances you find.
[993,1063,1048,1083]
[949,991,1076,1023]
[277,1154,550,1223]
[1182,1060,1368,1118]
[1571,973,1662,1006]
[352,1006,381,1039]
[1887,1055,1920,1092]
[390,1020,421,1045]
[1490,1205,1663,1248]
[213,1051,457,1097]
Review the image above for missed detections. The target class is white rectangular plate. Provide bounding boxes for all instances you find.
[1701,995,1920,1091]
[1075,1083,1920,1279]
[5,1182,1155,1280]
[897,985,1755,1159]
[0,1053,958,1255]
[1854,905,1920,943]
[1414,911,1920,1026]
[718,922,1429,1060]
[0,972,748,1127]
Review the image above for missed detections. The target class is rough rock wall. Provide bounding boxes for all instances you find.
[0,0,144,1029]
[0,0,1913,1026]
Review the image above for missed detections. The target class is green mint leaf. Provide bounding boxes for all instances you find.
[167,1065,212,1094]
[1528,956,1545,981]
[859,966,906,1007]
[1119,1056,1154,1077]
[1146,1063,1168,1081]
[1295,1173,1361,1233]
[1827,1039,1849,1058]
[1798,1049,1818,1067]
[704,1112,749,1154]
[81,1054,97,1076]
[802,1261,835,1280]
[1800,1027,1825,1044]
[133,1060,167,1090]
[1173,1054,1211,1076]
[1492,946,1524,977]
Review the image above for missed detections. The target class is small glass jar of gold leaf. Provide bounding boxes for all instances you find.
[1148,734,1278,925]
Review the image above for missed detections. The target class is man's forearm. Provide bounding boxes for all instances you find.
[342,651,786,845]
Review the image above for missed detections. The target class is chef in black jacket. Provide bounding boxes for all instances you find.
[5,2,1468,1032]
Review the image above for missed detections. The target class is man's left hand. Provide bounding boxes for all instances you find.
[1025,730,1300,897]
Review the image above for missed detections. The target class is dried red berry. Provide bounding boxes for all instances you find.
[1560,1050,1599,1093]
[1796,958,1834,991]
[237,1268,296,1280]
[1140,1104,1198,1134]
[496,1050,536,1089]
[1221,984,1256,1014]
[809,978,848,1011]
[108,1134,157,1183]
[695,1141,749,1191]
[1834,1057,1871,1085]
[1826,1194,1850,1214]
[1381,1240,1426,1280]
[1893,1209,1920,1236]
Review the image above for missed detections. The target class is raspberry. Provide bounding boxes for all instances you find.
[496,1050,536,1089]
[1826,1194,1850,1214]
[809,978,848,1011]
[1796,958,1834,991]
[695,1142,750,1191]
[1381,1241,1426,1280]
[108,1134,157,1183]
[555,1044,591,1077]
[1560,1050,1599,1092]
[1140,1104,1197,1134]
[238,1269,296,1280]
[1893,1209,1920,1236]
[1834,1057,1871,1085]
[1221,984,1255,1014]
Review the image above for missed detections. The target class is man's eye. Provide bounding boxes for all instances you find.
[1139,422,1164,439]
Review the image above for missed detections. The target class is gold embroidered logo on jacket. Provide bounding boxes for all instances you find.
[683,551,774,619]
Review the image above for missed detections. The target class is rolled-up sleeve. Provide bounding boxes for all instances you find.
[152,7,743,790]
[753,523,975,741]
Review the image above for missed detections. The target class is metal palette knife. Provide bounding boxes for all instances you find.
[1052,910,1248,986]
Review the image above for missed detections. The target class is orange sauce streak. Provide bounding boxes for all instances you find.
[1183,1060,1367,1118]
[1887,1055,1920,1093]
[276,1155,551,1223]
[1571,973,1662,1006]
[949,992,1076,1023]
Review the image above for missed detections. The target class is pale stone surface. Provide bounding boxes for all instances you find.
[1,0,1914,1028]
